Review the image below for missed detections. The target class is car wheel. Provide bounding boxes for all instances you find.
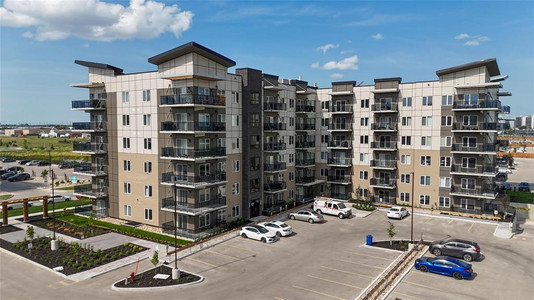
[7,207,13,210]
[419,265,428,272]
[276,232,281,237]
[241,233,247,238]
[261,238,266,243]
[453,272,463,280]
[290,215,295,220]
[316,209,322,214]
[463,254,473,262]
[338,213,344,219]
[432,249,442,256]
[65,198,70,202]
[308,218,314,224]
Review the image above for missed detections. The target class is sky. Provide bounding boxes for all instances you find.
[1,0,533,124]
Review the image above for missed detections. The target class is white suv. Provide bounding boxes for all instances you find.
[387,206,408,219]
[313,199,352,219]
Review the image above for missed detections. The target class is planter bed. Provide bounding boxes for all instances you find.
[0,225,23,235]
[24,217,109,239]
[114,265,202,288]
[370,240,430,251]
[0,237,147,275]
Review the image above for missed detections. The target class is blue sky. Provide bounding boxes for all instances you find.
[1,0,533,124]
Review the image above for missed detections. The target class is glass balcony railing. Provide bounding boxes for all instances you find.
[327,175,352,183]
[161,172,226,186]
[371,104,398,112]
[264,181,287,192]
[264,163,287,171]
[296,159,315,166]
[296,103,315,112]
[73,142,107,153]
[74,184,107,198]
[296,176,315,184]
[370,178,397,188]
[161,122,226,132]
[264,102,287,111]
[73,166,108,176]
[451,164,498,175]
[263,123,287,131]
[327,140,352,148]
[452,100,501,110]
[371,123,398,131]
[450,185,498,197]
[451,123,499,131]
[370,142,397,150]
[296,141,315,148]
[161,147,226,159]
[72,100,106,109]
[296,123,316,130]
[161,196,226,215]
[328,123,353,130]
[370,160,397,168]
[330,193,350,200]
[451,143,498,153]
[328,158,352,166]
[72,122,106,131]
[264,142,287,151]
[160,94,225,106]
[329,106,353,113]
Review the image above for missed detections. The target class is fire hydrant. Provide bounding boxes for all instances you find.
[130,272,135,283]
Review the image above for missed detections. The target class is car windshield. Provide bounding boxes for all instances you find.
[337,203,346,209]
[391,208,399,212]
[256,226,268,233]
[454,259,470,268]
[279,223,288,228]
[427,257,437,262]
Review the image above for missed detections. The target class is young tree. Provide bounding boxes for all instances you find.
[387,221,396,246]
[26,225,35,242]
[151,250,159,267]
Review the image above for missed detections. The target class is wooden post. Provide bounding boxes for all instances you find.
[43,196,48,218]
[23,201,29,222]
[2,203,7,225]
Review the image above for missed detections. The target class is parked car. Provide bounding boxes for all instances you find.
[0,170,8,176]
[415,256,473,280]
[1,157,15,163]
[495,172,507,182]
[257,221,293,237]
[74,165,92,172]
[239,225,277,243]
[26,160,41,166]
[429,238,481,262]
[0,202,32,211]
[7,173,31,182]
[7,166,23,172]
[500,182,512,191]
[40,195,70,204]
[288,210,324,223]
[313,199,352,219]
[58,161,76,169]
[18,160,31,165]
[38,161,50,166]
[1,172,16,180]
[387,206,408,219]
[518,182,531,192]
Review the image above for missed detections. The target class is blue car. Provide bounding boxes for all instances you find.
[415,256,472,280]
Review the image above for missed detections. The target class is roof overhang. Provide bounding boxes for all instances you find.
[159,73,226,81]
[454,82,502,89]
[371,88,400,94]
[148,42,236,68]
[328,91,354,96]
[75,60,123,75]
[436,58,500,77]
[69,82,105,88]
[374,77,402,83]
[490,75,509,82]
[497,91,512,97]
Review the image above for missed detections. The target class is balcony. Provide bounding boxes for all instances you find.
[73,142,107,154]
[161,196,226,216]
[451,143,498,154]
[330,193,350,200]
[327,158,352,167]
[296,103,315,113]
[264,181,287,193]
[161,172,227,187]
[160,94,225,106]
[327,140,352,149]
[264,102,287,111]
[72,99,106,110]
[450,164,498,176]
[327,175,352,184]
[264,163,287,172]
[296,123,316,131]
[161,121,226,132]
[74,185,107,198]
[264,142,287,151]
[73,166,107,177]
[263,123,287,131]
[452,100,501,110]
[296,176,315,184]
[370,178,397,189]
[296,158,316,167]
[296,141,315,149]
[329,105,353,114]
[371,123,398,131]
[450,185,499,199]
[297,195,315,203]
[501,105,511,114]
[161,147,226,160]
[371,142,397,151]
[370,160,397,169]
[451,122,499,132]
[370,195,396,204]
[72,122,106,132]
[371,104,398,113]
[328,123,353,131]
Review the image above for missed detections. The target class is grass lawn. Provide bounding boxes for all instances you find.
[0,136,89,163]
[6,199,92,217]
[508,191,534,204]
[57,186,75,190]
[0,194,13,200]
[58,214,192,247]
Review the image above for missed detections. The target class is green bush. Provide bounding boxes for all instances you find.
[352,204,376,211]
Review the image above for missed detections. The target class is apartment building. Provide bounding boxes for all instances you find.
[71,42,510,239]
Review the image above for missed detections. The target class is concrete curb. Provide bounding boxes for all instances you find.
[110,266,204,291]
[0,246,70,280]
[362,243,404,254]
[354,250,403,300]
[382,246,429,300]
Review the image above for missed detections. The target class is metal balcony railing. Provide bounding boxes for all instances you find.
[72,99,106,109]
[371,104,398,112]
[328,158,352,165]
[263,123,287,131]
[296,123,316,130]
[296,141,316,148]
[328,123,353,130]
[161,172,227,186]
[161,196,226,214]
[452,100,501,110]
[161,121,226,132]
[296,176,315,184]
[371,123,398,131]
[327,175,352,183]
[264,163,287,171]
[264,181,287,192]
[161,147,226,159]
[327,140,352,148]
[330,193,350,200]
[370,142,397,150]
[296,159,316,166]
[73,142,107,153]
[329,106,353,113]
[451,123,499,131]
[370,195,395,204]
[74,184,107,198]
[370,160,397,168]
[264,142,287,151]
[451,164,498,174]
[501,105,511,114]
[73,166,108,176]
[296,103,315,112]
[370,178,397,188]
[160,94,225,106]
[72,122,106,131]
[450,185,498,197]
[264,102,287,111]
[451,143,498,153]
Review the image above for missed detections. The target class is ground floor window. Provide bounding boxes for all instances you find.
[400,192,410,203]
[199,214,210,228]
[124,205,131,217]
[460,198,475,210]
[217,209,226,223]
[439,197,450,208]
[419,195,430,205]
[144,208,152,220]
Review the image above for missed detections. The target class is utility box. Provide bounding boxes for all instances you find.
[366,234,373,245]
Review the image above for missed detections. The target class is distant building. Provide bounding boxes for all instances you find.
[4,128,51,136]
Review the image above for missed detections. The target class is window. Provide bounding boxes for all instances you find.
[289,117,294,127]
[250,179,260,192]
[422,96,433,106]
[199,188,210,202]
[420,156,431,166]
[250,157,260,171]
[440,177,451,188]
[419,195,430,205]
[124,205,131,217]
[402,117,412,126]
[461,178,476,189]
[232,205,240,217]
[441,116,452,126]
[401,136,411,145]
[289,172,294,181]
[401,174,411,183]
[360,117,369,126]
[233,160,240,172]
[464,93,479,105]
[123,160,131,171]
[400,192,410,203]
[401,155,411,165]
[463,115,478,125]
[232,91,239,103]
[232,115,240,126]
[122,115,130,126]
[422,116,432,126]
[440,157,451,167]
[439,197,451,208]
[122,91,129,103]
[250,136,260,149]
[402,97,412,107]
[144,138,152,150]
[361,99,369,108]
[122,137,130,149]
[442,95,453,106]
[440,136,452,147]
[143,90,151,102]
[249,114,260,127]
[289,153,294,163]
[250,92,260,104]
[359,171,368,180]
[144,185,152,197]
[420,176,431,186]
[462,157,476,168]
[422,136,432,146]
[232,183,240,195]
[289,136,294,145]
[144,208,152,220]
[462,137,477,148]
[461,198,475,210]
[360,135,369,144]
[199,214,210,227]
[144,161,152,173]
[143,114,151,126]
[359,188,369,198]
[124,182,131,194]
[359,153,369,163]
[289,189,294,199]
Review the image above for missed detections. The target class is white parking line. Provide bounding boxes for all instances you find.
[320,266,374,279]
[333,258,384,270]
[292,285,347,300]
[307,274,364,289]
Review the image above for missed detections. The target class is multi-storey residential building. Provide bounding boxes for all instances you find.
[71,42,510,239]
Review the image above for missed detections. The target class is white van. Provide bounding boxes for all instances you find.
[313,199,352,219]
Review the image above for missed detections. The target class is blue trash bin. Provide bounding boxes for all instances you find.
[366,234,373,245]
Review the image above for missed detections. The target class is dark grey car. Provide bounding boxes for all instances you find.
[429,239,481,262]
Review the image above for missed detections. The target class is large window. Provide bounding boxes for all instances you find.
[122,115,130,126]
[422,136,432,146]
[461,198,475,210]
[440,177,451,188]
[441,116,452,126]
[143,114,151,126]
[123,160,131,171]
[419,195,430,205]
[122,138,130,149]
[123,182,131,194]
[420,176,431,186]
[400,192,410,203]
[401,174,411,184]
[124,205,131,217]
[199,188,210,202]
[401,155,411,165]
[439,197,450,208]
[440,136,452,147]
[402,117,412,126]
[144,185,152,197]
[402,97,412,107]
[463,115,478,125]
[440,157,451,167]
[462,137,477,148]
[359,171,368,180]
[401,136,411,145]
[422,116,432,126]
[144,208,152,220]
[250,92,260,104]
[122,91,129,103]
[422,96,433,106]
[144,138,152,150]
[199,214,210,227]
[144,161,152,173]
[442,95,453,106]
[232,205,240,217]
[461,178,476,189]
[420,156,431,166]
[143,90,151,102]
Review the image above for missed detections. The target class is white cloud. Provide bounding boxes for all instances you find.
[464,40,480,46]
[82,43,89,48]
[340,50,353,54]
[0,0,194,41]
[454,33,490,46]
[454,33,470,40]
[330,73,343,79]
[322,55,359,70]
[311,62,320,69]
[371,33,383,40]
[316,43,339,54]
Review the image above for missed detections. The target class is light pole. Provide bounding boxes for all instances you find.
[410,171,414,244]
[172,182,179,280]
[49,150,58,250]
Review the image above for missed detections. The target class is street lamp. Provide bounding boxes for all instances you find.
[49,150,58,250]
[172,182,179,280]
[410,171,415,244]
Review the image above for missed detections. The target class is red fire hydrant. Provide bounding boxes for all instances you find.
[130,272,135,283]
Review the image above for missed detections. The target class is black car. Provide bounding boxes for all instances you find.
[38,161,50,166]
[58,161,76,169]
[7,173,31,182]
[1,172,16,180]
[0,170,8,176]
[74,165,91,172]
[429,238,481,262]
[7,166,23,172]
[1,157,15,163]
[18,160,31,165]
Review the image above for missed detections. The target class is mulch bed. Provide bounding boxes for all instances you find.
[0,237,147,275]
[0,225,23,235]
[114,265,201,288]
[371,240,431,251]
[24,217,109,239]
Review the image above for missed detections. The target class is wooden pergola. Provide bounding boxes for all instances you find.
[1,195,51,225]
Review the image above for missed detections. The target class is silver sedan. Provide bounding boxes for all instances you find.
[288,210,324,223]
